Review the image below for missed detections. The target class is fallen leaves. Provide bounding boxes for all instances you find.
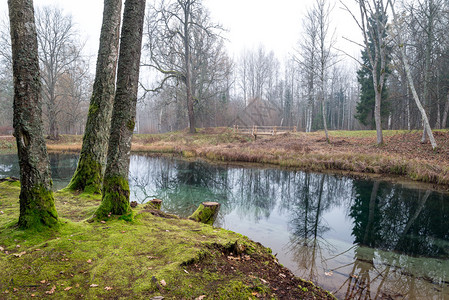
[195,295,206,300]
[86,259,92,264]
[90,284,99,287]
[104,286,113,291]
[64,287,72,291]
[13,251,26,257]
[45,285,56,294]
[324,271,333,277]
[160,279,167,287]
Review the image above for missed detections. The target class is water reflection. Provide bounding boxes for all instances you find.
[1,153,449,299]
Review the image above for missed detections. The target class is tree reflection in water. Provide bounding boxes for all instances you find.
[286,174,333,282]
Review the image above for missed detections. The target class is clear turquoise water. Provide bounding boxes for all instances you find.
[1,153,448,299]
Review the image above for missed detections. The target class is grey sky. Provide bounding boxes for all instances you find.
[0,0,361,62]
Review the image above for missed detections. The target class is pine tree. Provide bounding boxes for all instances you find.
[355,15,391,129]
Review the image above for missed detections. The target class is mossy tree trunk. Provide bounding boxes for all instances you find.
[67,0,122,194]
[95,0,146,219]
[8,0,58,229]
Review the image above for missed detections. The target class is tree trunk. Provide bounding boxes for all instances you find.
[184,1,196,134]
[388,0,437,149]
[67,0,122,194]
[442,92,449,129]
[8,0,58,229]
[373,81,384,145]
[95,0,146,219]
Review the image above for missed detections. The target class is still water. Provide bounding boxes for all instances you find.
[1,153,448,299]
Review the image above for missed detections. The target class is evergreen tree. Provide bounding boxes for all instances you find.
[355,14,391,129]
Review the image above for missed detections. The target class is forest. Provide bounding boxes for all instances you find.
[0,0,448,139]
[1,0,449,299]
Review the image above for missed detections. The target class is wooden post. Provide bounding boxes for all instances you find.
[188,202,220,225]
[293,126,297,132]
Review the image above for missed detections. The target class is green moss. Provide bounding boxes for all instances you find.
[0,183,334,299]
[188,203,220,225]
[217,280,253,299]
[18,184,59,230]
[127,118,135,131]
[65,155,103,195]
[88,103,99,116]
[94,175,131,219]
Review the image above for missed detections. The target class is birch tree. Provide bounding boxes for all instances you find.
[95,0,146,218]
[315,0,335,142]
[388,0,437,149]
[66,0,122,194]
[344,0,390,144]
[8,0,58,229]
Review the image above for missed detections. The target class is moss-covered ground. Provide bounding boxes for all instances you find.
[0,180,334,299]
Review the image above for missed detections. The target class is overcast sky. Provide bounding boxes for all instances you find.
[0,0,361,62]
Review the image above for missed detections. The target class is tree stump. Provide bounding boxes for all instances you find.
[148,198,162,210]
[188,202,220,225]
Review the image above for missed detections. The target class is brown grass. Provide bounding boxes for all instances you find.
[2,129,449,190]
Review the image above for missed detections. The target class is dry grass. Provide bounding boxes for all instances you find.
[2,128,449,190]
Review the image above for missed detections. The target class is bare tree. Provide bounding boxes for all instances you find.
[143,0,223,133]
[95,0,146,218]
[343,0,390,144]
[295,7,318,133]
[66,0,122,194]
[35,6,83,140]
[8,0,58,229]
[315,0,336,142]
[388,0,437,149]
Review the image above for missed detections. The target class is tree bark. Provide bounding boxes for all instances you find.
[8,0,58,229]
[442,93,449,129]
[388,0,437,149]
[184,0,196,134]
[95,0,146,219]
[189,202,221,225]
[67,0,122,194]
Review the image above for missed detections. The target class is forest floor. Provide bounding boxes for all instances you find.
[6,127,444,191]
[0,179,334,299]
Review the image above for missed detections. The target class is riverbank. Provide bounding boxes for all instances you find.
[0,179,334,299]
[4,128,446,190]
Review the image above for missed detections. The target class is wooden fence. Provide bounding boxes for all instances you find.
[232,125,297,136]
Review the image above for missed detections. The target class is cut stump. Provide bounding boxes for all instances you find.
[188,202,220,225]
[148,198,162,210]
